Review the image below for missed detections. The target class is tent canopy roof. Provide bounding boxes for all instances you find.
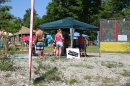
[39,17,99,31]
[14,26,36,35]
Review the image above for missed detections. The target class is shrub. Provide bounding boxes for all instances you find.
[0,57,14,71]
[8,46,16,55]
[33,60,64,84]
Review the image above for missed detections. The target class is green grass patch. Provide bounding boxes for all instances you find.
[70,63,94,69]
[87,46,99,53]
[101,61,124,68]
[84,75,92,81]
[69,78,78,85]
[44,46,53,53]
[9,80,17,85]
[121,70,130,77]
[125,82,130,86]
[5,73,11,77]
[45,46,100,53]
[14,45,100,54]
[0,57,14,71]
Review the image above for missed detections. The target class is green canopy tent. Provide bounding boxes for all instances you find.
[39,17,99,48]
[39,17,99,30]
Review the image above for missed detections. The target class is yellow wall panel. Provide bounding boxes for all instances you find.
[100,42,130,52]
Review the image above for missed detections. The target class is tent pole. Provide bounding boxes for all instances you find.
[29,0,35,84]
[70,28,74,48]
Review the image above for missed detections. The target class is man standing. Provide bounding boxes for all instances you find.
[35,26,45,59]
[78,32,85,51]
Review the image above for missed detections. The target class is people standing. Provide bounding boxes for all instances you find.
[84,36,89,56]
[0,29,5,47]
[55,29,64,58]
[52,41,56,55]
[35,26,45,59]
[0,29,5,38]
[78,32,85,51]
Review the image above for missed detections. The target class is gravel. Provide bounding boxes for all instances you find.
[0,53,130,86]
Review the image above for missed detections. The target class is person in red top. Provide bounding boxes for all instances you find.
[78,32,87,56]
[78,32,85,51]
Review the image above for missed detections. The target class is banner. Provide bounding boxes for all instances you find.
[66,48,80,59]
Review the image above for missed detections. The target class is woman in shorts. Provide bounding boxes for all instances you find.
[55,29,64,58]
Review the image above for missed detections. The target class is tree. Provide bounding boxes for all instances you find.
[45,0,101,24]
[23,8,42,29]
[46,0,83,21]
[7,17,22,33]
[0,0,13,30]
[44,0,101,40]
[98,0,130,19]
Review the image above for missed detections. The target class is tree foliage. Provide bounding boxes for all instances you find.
[7,17,22,33]
[1,0,130,40]
[23,8,42,29]
[45,0,101,24]
[42,0,102,40]
[99,0,130,19]
[0,0,13,30]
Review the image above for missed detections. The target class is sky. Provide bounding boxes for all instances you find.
[3,0,52,19]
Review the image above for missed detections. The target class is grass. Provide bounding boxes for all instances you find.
[87,46,99,53]
[101,61,124,68]
[125,82,130,86]
[33,60,64,84]
[9,80,17,85]
[0,57,14,71]
[121,70,130,77]
[84,75,92,81]
[14,45,100,54]
[44,45,100,53]
[5,73,11,77]
[4,43,130,55]
[70,63,94,69]
[69,78,78,85]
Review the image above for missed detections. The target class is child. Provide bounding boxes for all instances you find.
[80,49,86,57]
[52,41,56,55]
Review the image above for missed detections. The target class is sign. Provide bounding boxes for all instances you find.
[66,48,80,59]
[118,35,127,41]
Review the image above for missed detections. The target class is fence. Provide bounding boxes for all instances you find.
[100,18,130,42]
[99,17,130,52]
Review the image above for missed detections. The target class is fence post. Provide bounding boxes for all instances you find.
[115,21,118,41]
[100,22,102,41]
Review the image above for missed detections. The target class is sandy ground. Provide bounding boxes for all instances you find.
[0,53,130,86]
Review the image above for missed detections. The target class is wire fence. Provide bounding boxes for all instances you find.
[100,17,130,42]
